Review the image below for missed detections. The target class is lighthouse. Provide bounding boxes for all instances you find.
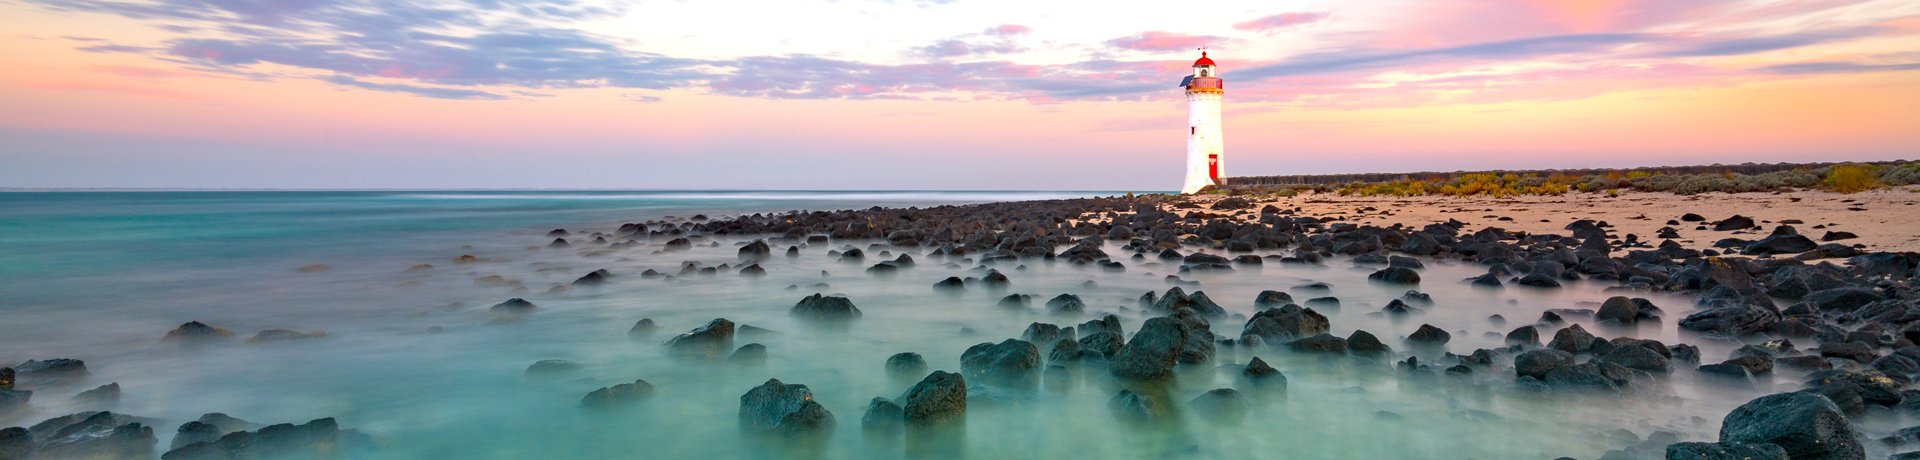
[1180,51,1225,194]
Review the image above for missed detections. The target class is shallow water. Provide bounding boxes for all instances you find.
[0,191,1787,459]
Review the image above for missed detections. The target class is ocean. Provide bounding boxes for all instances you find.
[0,190,1762,459]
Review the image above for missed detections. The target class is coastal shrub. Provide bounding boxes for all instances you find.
[1824,164,1882,193]
[1881,163,1920,186]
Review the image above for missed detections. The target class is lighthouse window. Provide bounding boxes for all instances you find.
[1191,127,1195,135]
[1200,69,1210,77]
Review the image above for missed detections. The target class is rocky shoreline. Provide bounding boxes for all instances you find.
[5,192,1917,459]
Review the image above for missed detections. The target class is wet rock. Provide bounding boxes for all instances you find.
[1718,392,1860,460]
[524,359,581,376]
[582,379,656,408]
[1108,389,1164,422]
[961,339,1041,389]
[1238,357,1287,393]
[628,318,658,337]
[1368,267,1421,285]
[729,343,769,365]
[1516,273,1561,288]
[1021,323,1071,347]
[1287,334,1349,354]
[70,382,120,406]
[739,240,772,260]
[1348,330,1392,357]
[1597,345,1671,374]
[1820,231,1857,242]
[1506,326,1541,346]
[163,417,372,460]
[1679,306,1777,337]
[163,321,232,342]
[1110,317,1189,381]
[1078,332,1124,358]
[1714,215,1755,231]
[1254,290,1294,309]
[1241,305,1330,343]
[14,359,87,386]
[489,298,537,315]
[168,414,255,450]
[861,398,904,435]
[932,277,966,291]
[1045,294,1086,314]
[789,293,862,321]
[1188,388,1250,422]
[573,269,611,286]
[1803,287,1884,313]
[1543,362,1630,392]
[886,352,928,378]
[1515,349,1575,380]
[898,371,966,426]
[1743,226,1818,255]
[1595,296,1640,324]
[1471,273,1504,287]
[1547,324,1598,354]
[0,388,26,417]
[38,418,155,460]
[664,318,736,360]
[1407,324,1450,346]
[1663,441,1788,460]
[738,379,835,436]
[0,427,28,459]
[1149,287,1227,318]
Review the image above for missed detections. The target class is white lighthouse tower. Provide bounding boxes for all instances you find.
[1180,51,1225,194]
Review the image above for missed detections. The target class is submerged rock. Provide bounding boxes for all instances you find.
[1188,388,1251,422]
[162,417,372,460]
[738,379,835,436]
[1108,389,1164,423]
[960,340,1041,390]
[1110,317,1189,382]
[582,379,656,408]
[898,371,966,426]
[664,318,736,360]
[489,298,537,315]
[1717,392,1860,460]
[861,398,904,436]
[789,293,862,321]
[1663,441,1787,460]
[163,321,232,342]
[1368,267,1421,285]
[886,352,929,379]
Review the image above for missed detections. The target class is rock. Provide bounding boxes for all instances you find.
[0,427,29,460]
[1506,326,1541,346]
[886,352,928,378]
[861,398,904,435]
[738,379,835,436]
[729,343,769,365]
[0,388,27,417]
[581,379,656,407]
[1149,287,1227,317]
[1241,305,1330,343]
[38,419,155,460]
[525,359,581,376]
[14,359,87,385]
[739,240,772,260]
[1803,287,1884,313]
[1718,392,1861,460]
[1369,267,1421,285]
[70,382,120,406]
[1348,330,1391,357]
[1045,294,1086,314]
[664,318,736,360]
[1681,213,1707,222]
[1188,388,1251,422]
[248,329,323,344]
[489,298,537,315]
[573,269,611,286]
[789,293,862,320]
[1543,362,1630,392]
[1287,334,1349,354]
[1108,389,1163,422]
[933,277,966,291]
[1679,305,1778,337]
[1743,226,1818,255]
[1078,332,1124,358]
[1547,324,1598,354]
[1238,357,1287,392]
[628,319,658,337]
[1254,290,1294,309]
[1597,345,1672,374]
[1022,323,1071,347]
[1818,342,1875,363]
[1820,231,1858,242]
[1714,215,1755,231]
[1515,349,1575,380]
[1663,442,1788,460]
[1110,317,1189,382]
[960,339,1041,389]
[0,367,11,390]
[1471,273,1504,287]
[163,322,232,342]
[1596,296,1640,324]
[1407,324,1450,346]
[898,371,966,426]
[1516,273,1561,288]
[163,417,371,460]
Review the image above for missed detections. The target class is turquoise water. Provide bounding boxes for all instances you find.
[0,191,1781,459]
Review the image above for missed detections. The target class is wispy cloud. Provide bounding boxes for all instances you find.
[1233,12,1328,32]
[1105,32,1222,52]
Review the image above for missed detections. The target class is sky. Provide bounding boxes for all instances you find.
[1,0,1917,190]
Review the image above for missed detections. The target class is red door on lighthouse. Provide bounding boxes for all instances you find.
[1208,154,1220,182]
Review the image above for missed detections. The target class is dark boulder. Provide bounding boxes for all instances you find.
[0,427,28,460]
[1718,392,1860,460]
[1110,318,1189,382]
[163,417,372,460]
[1595,296,1640,324]
[1407,324,1450,346]
[489,298,537,315]
[163,322,232,342]
[37,419,155,460]
[581,379,656,408]
[886,352,929,378]
[1238,357,1287,393]
[898,371,967,426]
[1188,388,1251,422]
[1714,215,1755,231]
[739,240,772,260]
[861,398,904,436]
[1108,389,1164,422]
[1368,267,1421,285]
[664,318,736,360]
[1287,334,1349,354]
[1506,326,1540,346]
[1514,349,1575,380]
[1348,330,1392,357]
[1663,442,1788,460]
[789,293,862,321]
[1241,305,1329,344]
[1597,344,1672,374]
[1045,294,1086,314]
[1803,287,1884,313]
[14,359,87,385]
[1742,226,1818,255]
[738,379,835,436]
[70,382,120,406]
[1679,306,1778,337]
[1547,324,1598,354]
[960,339,1041,389]
[1254,290,1294,309]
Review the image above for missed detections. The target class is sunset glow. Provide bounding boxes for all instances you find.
[2,0,1916,189]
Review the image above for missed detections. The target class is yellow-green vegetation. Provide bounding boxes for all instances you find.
[1249,160,1920,197]
[1823,164,1882,193]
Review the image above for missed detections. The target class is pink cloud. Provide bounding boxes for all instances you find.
[987,24,1031,36]
[1106,32,1222,52]
[1233,12,1330,32]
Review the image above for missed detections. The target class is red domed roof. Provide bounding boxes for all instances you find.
[1192,51,1215,67]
